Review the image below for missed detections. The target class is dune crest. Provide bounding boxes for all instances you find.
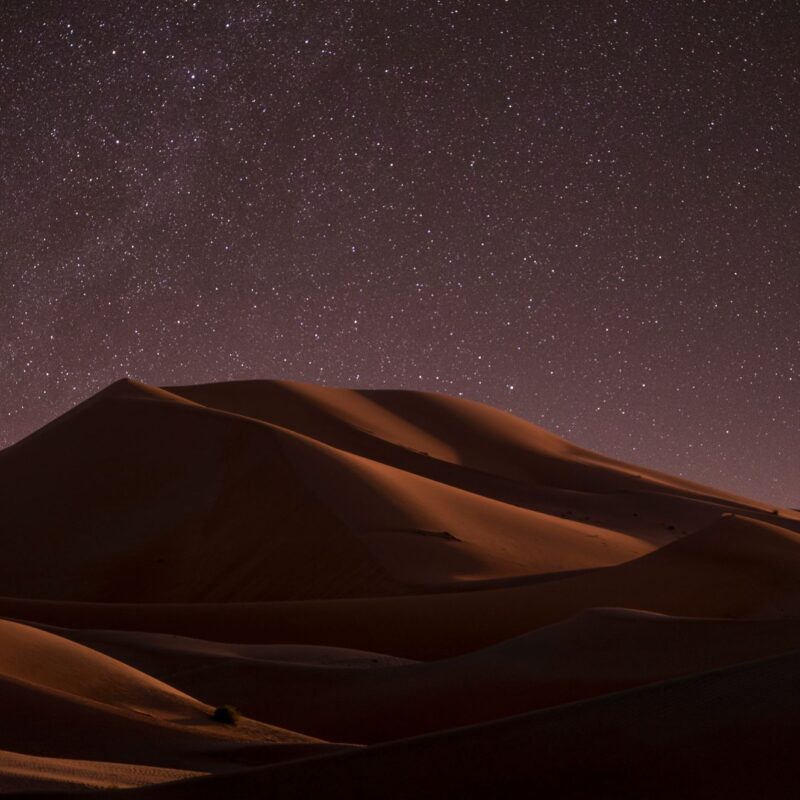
[0,379,797,797]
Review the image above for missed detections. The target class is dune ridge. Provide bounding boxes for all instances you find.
[0,378,798,796]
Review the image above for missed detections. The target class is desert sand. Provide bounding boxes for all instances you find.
[1,378,798,797]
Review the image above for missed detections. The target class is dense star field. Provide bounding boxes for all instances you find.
[1,0,798,506]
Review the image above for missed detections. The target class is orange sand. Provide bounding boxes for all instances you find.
[0,379,798,797]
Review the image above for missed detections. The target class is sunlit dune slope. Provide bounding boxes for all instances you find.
[0,619,320,775]
[2,515,799,660]
[0,750,202,794]
[2,378,794,603]
[170,379,783,510]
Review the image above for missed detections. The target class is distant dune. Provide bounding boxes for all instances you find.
[0,379,798,796]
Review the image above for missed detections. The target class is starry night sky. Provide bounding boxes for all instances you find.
[1,1,798,506]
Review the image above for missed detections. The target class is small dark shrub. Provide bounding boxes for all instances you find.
[211,705,241,725]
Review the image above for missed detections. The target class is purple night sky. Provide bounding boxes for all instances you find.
[1,1,798,506]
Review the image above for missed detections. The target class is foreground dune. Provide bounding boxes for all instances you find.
[44,647,800,800]
[0,619,325,777]
[21,609,799,744]
[0,750,202,794]
[0,379,798,796]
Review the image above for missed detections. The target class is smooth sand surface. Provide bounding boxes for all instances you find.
[0,619,325,777]
[47,647,800,800]
[27,609,799,745]
[0,750,203,794]
[1,379,799,796]
[2,514,798,659]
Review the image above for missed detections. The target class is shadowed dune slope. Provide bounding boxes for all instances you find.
[30,647,800,800]
[0,380,404,601]
[30,610,800,744]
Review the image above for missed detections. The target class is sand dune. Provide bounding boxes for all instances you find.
[169,380,777,508]
[25,609,798,744]
[2,514,798,660]
[0,618,322,778]
[3,378,794,600]
[0,380,403,601]
[0,618,209,711]
[1,378,798,796]
[54,647,800,800]
[0,750,202,794]
[172,380,798,541]
[164,610,800,742]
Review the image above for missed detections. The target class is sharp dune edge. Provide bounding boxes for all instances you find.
[1,380,798,797]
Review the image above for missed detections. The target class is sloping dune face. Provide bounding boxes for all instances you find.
[0,380,404,601]
[169,380,774,508]
[1,379,799,796]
